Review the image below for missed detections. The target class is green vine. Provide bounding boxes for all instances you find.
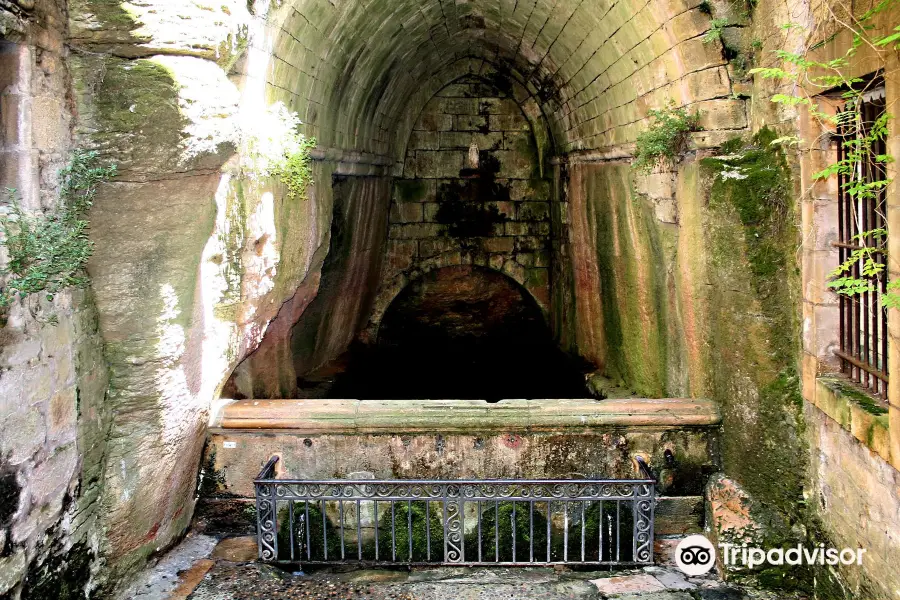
[0,151,116,308]
[242,102,316,200]
[632,102,701,172]
[749,0,899,307]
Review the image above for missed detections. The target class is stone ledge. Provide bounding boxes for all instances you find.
[812,376,892,464]
[211,398,721,433]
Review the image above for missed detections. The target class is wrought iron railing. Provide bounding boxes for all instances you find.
[254,456,656,566]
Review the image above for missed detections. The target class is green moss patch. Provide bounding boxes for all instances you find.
[587,166,669,397]
[395,179,427,203]
[700,128,809,587]
[819,376,889,416]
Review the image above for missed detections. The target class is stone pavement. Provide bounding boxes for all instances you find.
[184,562,807,600]
[124,534,810,600]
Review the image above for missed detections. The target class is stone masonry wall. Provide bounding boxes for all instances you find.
[372,76,551,329]
[0,1,112,598]
[805,402,900,599]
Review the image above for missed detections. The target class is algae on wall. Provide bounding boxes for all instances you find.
[690,129,810,590]
[559,130,807,588]
[563,163,672,397]
[698,129,806,522]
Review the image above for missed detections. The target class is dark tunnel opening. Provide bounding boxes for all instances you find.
[327,265,588,400]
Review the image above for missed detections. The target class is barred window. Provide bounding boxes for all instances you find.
[834,84,888,398]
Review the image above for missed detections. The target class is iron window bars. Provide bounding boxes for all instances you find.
[834,84,889,398]
[254,456,656,567]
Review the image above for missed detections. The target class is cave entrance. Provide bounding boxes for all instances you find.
[329,265,586,400]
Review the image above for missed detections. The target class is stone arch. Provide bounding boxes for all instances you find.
[365,253,543,342]
[262,0,730,160]
[338,264,587,400]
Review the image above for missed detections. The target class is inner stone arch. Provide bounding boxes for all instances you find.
[374,71,555,331]
[330,265,586,400]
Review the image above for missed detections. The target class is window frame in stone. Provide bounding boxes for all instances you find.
[830,80,889,399]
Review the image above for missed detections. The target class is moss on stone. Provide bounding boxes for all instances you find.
[197,444,227,498]
[375,502,443,562]
[71,54,187,175]
[464,501,551,562]
[819,376,889,416]
[395,179,427,203]
[216,26,250,73]
[69,0,143,31]
[700,128,809,589]
[588,166,668,397]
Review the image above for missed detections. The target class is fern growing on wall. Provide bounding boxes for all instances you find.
[0,150,116,308]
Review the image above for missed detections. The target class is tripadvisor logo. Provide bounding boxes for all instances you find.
[675,535,716,575]
[675,535,867,576]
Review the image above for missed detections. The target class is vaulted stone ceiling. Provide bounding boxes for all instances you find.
[260,0,729,159]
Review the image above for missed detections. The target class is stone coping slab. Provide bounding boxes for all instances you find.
[211,398,721,433]
[813,376,892,464]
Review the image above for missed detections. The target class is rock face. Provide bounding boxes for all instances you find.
[225,174,391,399]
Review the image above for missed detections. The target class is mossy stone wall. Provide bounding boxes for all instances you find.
[561,162,677,397]
[559,130,808,587]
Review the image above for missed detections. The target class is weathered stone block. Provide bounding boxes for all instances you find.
[527,221,551,235]
[695,99,748,130]
[390,202,423,223]
[515,236,546,252]
[667,8,710,40]
[411,151,464,178]
[486,200,515,218]
[440,97,478,114]
[489,114,530,131]
[481,237,514,253]
[454,114,489,131]
[517,201,550,221]
[423,202,441,222]
[679,67,732,103]
[419,238,456,258]
[490,150,533,178]
[408,131,441,150]
[634,172,676,200]
[505,221,529,236]
[390,223,443,239]
[417,113,453,132]
[501,131,531,151]
[705,474,763,575]
[441,131,503,150]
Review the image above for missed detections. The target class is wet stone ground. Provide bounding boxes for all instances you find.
[122,532,810,600]
[183,546,809,600]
